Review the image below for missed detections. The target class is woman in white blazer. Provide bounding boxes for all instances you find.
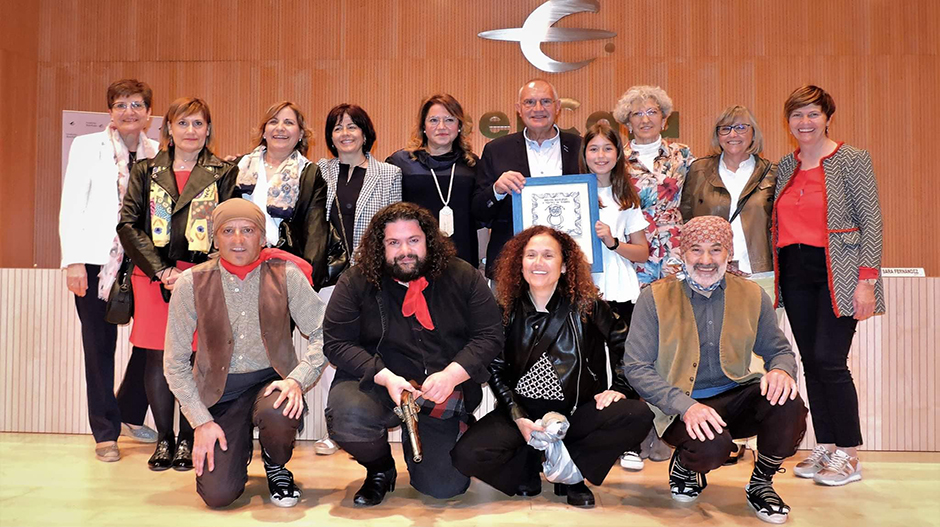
[58,79,159,462]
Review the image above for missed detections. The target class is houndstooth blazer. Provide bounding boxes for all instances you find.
[771,143,885,318]
[318,153,402,260]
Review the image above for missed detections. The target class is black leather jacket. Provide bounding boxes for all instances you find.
[488,292,633,420]
[118,148,238,278]
[232,159,333,290]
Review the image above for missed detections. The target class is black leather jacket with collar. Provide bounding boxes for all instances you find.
[118,148,238,278]
[488,291,633,421]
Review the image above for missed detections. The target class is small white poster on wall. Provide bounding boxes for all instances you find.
[61,110,163,180]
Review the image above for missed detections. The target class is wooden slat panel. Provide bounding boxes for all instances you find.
[14,0,939,272]
[1,269,936,450]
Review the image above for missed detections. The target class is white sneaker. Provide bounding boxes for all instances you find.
[314,438,339,455]
[620,450,645,471]
[121,423,158,443]
[793,445,831,479]
[813,449,862,486]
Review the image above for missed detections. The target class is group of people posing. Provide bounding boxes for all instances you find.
[60,77,883,524]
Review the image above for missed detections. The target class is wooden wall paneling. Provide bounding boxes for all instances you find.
[11,0,940,273]
[0,0,39,267]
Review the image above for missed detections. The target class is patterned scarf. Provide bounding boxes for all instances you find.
[149,168,219,254]
[98,126,157,300]
[235,146,305,219]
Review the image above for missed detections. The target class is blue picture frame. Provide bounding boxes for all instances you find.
[511,174,604,273]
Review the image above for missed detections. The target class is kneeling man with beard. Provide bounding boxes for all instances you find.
[323,202,503,506]
[618,216,808,524]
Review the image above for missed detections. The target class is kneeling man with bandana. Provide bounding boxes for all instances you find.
[618,216,808,524]
[165,198,326,508]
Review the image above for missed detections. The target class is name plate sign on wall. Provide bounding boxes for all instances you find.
[61,111,163,180]
[882,268,926,277]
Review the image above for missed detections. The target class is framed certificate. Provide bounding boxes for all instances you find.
[511,174,603,273]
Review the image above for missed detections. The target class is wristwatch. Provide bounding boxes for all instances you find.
[861,278,877,285]
[606,237,620,250]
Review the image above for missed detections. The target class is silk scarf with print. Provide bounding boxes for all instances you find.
[149,171,218,254]
[98,126,157,300]
[235,146,305,219]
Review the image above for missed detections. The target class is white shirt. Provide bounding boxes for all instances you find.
[523,125,563,178]
[243,162,283,246]
[494,126,564,201]
[718,153,756,274]
[630,136,662,172]
[592,186,649,302]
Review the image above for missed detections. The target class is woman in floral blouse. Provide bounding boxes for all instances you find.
[613,85,695,285]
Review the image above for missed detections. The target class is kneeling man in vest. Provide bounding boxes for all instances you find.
[619,216,807,524]
[165,198,326,508]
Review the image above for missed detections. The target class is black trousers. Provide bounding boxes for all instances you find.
[451,398,654,496]
[325,378,470,499]
[779,244,862,447]
[196,380,303,508]
[662,384,807,473]
[73,264,149,442]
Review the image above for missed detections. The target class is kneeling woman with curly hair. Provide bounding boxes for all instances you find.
[451,226,653,508]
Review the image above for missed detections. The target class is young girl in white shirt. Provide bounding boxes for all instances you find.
[581,120,652,471]
[581,121,649,327]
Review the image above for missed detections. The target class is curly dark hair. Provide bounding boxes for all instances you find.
[493,225,598,324]
[354,202,457,288]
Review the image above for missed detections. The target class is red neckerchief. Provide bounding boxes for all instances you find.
[219,248,313,285]
[401,276,434,330]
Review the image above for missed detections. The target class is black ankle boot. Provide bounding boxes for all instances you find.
[148,437,175,471]
[172,438,193,471]
[554,481,595,508]
[353,466,397,507]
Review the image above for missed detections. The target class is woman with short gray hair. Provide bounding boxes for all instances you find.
[613,85,694,284]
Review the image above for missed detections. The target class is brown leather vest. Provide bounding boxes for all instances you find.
[191,259,297,408]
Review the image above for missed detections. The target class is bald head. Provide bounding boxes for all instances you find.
[516,79,561,139]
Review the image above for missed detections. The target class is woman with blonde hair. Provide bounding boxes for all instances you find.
[681,105,777,274]
[231,101,333,288]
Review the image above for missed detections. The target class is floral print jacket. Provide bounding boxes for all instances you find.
[625,140,695,285]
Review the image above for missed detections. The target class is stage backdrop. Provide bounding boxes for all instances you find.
[0,0,938,272]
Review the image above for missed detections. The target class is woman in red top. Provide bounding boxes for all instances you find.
[772,86,884,487]
[118,98,237,470]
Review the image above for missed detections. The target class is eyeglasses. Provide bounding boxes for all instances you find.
[521,98,556,109]
[716,123,752,136]
[112,101,146,112]
[630,108,661,120]
[426,116,458,127]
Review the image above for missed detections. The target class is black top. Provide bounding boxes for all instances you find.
[322,257,504,412]
[471,131,583,277]
[332,164,366,252]
[387,149,480,268]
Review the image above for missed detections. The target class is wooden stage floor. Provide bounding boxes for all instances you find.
[1,433,938,527]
